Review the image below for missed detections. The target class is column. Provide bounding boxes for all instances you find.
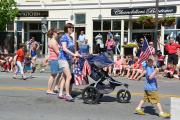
[22,22,24,43]
[128,20,131,43]
[14,21,17,52]
[121,20,124,56]
[160,25,164,55]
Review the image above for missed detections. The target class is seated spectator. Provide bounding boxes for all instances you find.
[113,55,123,76]
[157,51,165,69]
[164,63,175,78]
[121,56,129,76]
[125,56,135,78]
[129,57,140,80]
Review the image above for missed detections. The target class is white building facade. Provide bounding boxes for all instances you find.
[9,0,180,55]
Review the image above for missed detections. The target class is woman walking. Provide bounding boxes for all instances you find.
[46,28,60,94]
[58,23,79,101]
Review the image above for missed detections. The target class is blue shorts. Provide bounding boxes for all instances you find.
[49,60,59,74]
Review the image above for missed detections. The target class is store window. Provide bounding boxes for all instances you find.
[50,21,65,31]
[103,20,111,30]
[17,21,22,31]
[133,22,143,29]
[75,14,86,24]
[7,22,14,31]
[93,20,101,31]
[51,21,57,29]
[29,23,41,30]
[124,21,128,30]
[177,18,180,29]
[58,21,65,31]
[113,20,121,30]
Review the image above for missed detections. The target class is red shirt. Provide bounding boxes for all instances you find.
[16,48,25,62]
[165,43,180,54]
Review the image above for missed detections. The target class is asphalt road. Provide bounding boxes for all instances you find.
[0,72,180,120]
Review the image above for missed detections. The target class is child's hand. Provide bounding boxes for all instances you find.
[155,68,159,73]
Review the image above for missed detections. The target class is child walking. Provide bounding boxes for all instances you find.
[135,58,171,118]
[24,53,33,78]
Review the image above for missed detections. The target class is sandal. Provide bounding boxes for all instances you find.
[46,91,57,95]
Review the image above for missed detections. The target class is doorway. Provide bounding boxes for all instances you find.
[74,27,85,40]
[74,27,85,50]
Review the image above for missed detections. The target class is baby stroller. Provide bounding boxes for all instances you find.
[81,53,131,104]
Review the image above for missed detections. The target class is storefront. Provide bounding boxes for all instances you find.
[5,0,180,55]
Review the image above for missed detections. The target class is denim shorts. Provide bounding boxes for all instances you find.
[49,60,59,74]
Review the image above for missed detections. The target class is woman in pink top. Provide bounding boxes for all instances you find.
[46,28,60,94]
[113,55,123,76]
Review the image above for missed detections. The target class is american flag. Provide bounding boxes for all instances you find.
[74,60,91,86]
[82,60,91,76]
[138,37,153,64]
[73,63,83,86]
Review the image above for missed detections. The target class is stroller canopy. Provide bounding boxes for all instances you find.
[87,52,114,68]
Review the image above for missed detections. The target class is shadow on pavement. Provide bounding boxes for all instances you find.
[143,106,159,116]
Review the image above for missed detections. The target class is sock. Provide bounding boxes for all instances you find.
[59,88,63,96]
[160,112,164,114]
[136,107,141,110]
[66,93,70,96]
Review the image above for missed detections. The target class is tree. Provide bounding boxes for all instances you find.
[0,0,18,31]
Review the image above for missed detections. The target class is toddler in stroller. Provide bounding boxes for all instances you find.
[81,53,131,104]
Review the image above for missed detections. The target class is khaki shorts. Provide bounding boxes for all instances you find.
[143,90,160,104]
[58,60,72,73]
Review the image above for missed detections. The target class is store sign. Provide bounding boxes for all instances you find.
[18,11,49,17]
[111,6,176,15]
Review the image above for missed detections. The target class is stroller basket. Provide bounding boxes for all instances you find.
[90,68,102,81]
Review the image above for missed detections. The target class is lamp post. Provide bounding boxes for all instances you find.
[154,0,159,51]
[41,17,47,56]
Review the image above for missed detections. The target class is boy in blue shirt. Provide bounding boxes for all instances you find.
[135,58,171,118]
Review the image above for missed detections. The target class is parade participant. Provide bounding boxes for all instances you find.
[135,58,171,118]
[46,28,60,95]
[24,52,32,78]
[58,23,80,101]
[13,43,26,80]
[29,37,40,73]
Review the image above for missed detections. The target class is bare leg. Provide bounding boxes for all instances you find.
[130,69,136,79]
[47,74,56,93]
[136,100,145,110]
[157,103,164,113]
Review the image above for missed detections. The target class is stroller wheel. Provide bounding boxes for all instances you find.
[82,86,100,104]
[117,89,131,103]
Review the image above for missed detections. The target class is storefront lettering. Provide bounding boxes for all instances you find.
[18,11,49,17]
[112,6,176,15]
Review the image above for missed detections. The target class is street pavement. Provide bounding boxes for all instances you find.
[0,72,180,120]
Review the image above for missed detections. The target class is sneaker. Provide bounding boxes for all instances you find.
[58,94,66,99]
[159,112,171,118]
[65,95,74,102]
[135,108,145,115]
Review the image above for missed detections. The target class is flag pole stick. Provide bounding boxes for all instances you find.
[144,36,158,68]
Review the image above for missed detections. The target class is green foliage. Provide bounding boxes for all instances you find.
[160,16,176,27]
[137,16,155,26]
[122,43,138,48]
[137,15,176,27]
[0,0,18,31]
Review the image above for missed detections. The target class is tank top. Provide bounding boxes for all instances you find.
[48,41,60,60]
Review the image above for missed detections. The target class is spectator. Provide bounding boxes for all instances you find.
[78,31,87,46]
[158,38,180,66]
[113,55,123,76]
[95,33,104,53]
